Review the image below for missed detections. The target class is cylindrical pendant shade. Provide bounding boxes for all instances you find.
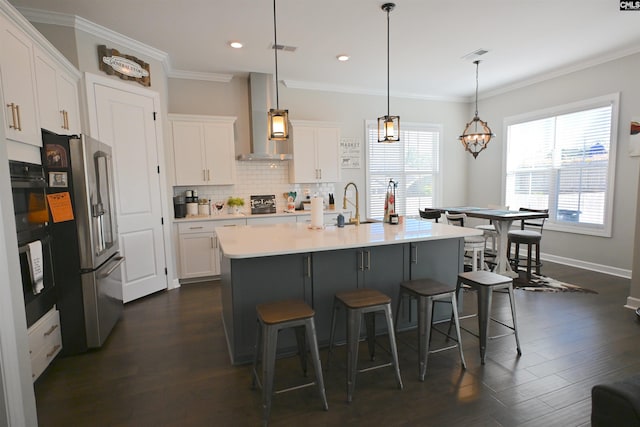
[268,109,289,140]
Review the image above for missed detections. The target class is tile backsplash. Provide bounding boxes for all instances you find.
[173,161,336,212]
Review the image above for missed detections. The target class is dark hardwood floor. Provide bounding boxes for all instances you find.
[34,262,640,426]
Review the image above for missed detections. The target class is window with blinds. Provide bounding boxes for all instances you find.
[366,122,441,219]
[505,93,618,236]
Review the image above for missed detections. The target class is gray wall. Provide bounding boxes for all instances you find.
[469,53,640,274]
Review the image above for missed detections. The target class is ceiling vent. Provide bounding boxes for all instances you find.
[271,43,297,53]
[461,49,489,61]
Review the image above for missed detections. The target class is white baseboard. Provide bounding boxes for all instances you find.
[540,252,631,279]
[625,296,640,310]
[168,278,181,290]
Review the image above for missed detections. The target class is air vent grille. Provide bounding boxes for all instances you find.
[271,43,297,52]
[461,49,489,61]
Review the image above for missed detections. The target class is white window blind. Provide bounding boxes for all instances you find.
[366,122,440,219]
[505,93,618,236]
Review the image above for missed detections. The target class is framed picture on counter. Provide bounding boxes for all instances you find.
[49,171,68,188]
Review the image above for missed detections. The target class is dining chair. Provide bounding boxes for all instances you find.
[445,212,486,271]
[419,208,441,222]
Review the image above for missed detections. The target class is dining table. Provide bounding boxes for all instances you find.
[436,207,549,278]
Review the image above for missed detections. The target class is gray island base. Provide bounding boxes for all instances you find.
[216,219,483,365]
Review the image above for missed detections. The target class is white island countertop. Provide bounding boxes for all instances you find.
[215,218,483,259]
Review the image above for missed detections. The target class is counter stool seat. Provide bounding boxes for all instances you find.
[453,271,522,364]
[252,299,328,426]
[327,288,403,402]
[396,278,466,381]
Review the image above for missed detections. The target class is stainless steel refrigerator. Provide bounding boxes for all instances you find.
[42,130,124,354]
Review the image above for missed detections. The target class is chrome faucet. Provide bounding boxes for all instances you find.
[342,182,360,225]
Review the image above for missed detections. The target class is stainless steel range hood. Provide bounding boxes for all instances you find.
[237,73,292,161]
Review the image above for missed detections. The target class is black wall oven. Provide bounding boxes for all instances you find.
[10,160,57,328]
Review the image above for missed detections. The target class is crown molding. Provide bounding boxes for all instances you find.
[481,44,640,101]
[282,79,466,103]
[15,6,231,83]
[168,70,233,83]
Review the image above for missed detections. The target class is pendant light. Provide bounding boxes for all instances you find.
[268,0,289,140]
[459,60,494,158]
[378,3,399,143]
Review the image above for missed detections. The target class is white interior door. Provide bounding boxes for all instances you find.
[86,74,167,303]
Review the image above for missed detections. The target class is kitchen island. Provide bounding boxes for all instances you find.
[216,218,482,364]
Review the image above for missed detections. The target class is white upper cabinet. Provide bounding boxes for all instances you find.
[34,46,81,135]
[0,13,41,146]
[289,120,340,184]
[170,114,237,186]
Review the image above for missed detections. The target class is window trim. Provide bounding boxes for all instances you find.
[502,92,619,237]
[364,120,444,219]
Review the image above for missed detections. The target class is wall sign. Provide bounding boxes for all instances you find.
[340,137,361,169]
[98,45,150,87]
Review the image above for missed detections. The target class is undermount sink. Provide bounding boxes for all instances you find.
[344,218,381,225]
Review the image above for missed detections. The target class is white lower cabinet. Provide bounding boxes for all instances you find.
[28,307,62,382]
[177,219,245,280]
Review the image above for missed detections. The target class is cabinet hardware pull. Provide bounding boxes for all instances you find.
[319,169,322,180]
[43,324,59,336]
[63,110,69,130]
[358,250,364,271]
[214,236,218,248]
[46,344,61,358]
[207,169,211,181]
[189,226,204,229]
[60,110,66,129]
[306,255,312,278]
[7,103,18,130]
[203,169,206,181]
[210,236,214,249]
[366,250,371,270]
[15,104,21,131]
[411,244,418,264]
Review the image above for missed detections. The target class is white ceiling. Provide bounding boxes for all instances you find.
[8,0,640,101]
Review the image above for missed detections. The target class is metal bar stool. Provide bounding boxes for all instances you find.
[395,278,466,381]
[252,299,328,426]
[327,288,403,402]
[452,271,522,364]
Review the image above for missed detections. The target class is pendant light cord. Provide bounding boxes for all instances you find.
[273,0,280,110]
[386,7,390,117]
[474,60,480,118]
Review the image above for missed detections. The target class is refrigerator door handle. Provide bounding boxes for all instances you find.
[98,256,125,279]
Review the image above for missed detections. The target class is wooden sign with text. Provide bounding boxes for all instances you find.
[98,45,150,87]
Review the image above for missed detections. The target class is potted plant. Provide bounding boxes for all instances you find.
[226,196,244,214]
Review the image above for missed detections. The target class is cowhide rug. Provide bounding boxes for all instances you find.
[515,273,598,293]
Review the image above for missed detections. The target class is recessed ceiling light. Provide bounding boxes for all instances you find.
[229,41,243,49]
[336,54,350,62]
